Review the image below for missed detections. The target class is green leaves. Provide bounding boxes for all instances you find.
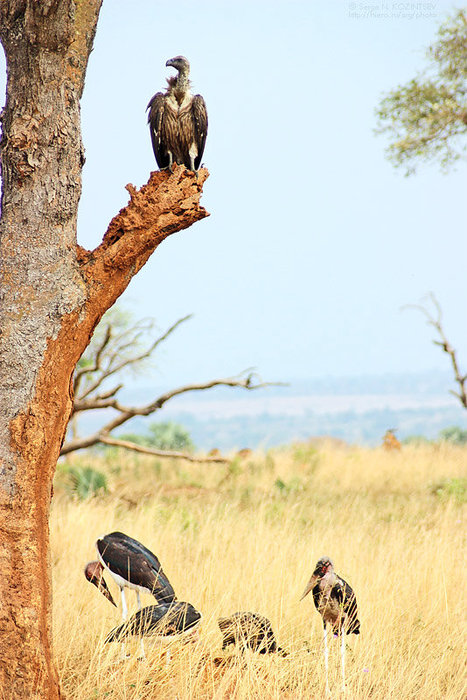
[66,465,108,500]
[375,9,467,174]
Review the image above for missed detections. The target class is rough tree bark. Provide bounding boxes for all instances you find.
[0,2,208,697]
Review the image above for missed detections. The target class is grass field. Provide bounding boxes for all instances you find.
[51,443,467,699]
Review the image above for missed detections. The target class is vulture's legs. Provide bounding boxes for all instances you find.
[168,152,174,173]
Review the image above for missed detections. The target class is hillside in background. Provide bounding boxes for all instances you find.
[75,370,466,450]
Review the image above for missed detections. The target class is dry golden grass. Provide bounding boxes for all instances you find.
[52,443,467,699]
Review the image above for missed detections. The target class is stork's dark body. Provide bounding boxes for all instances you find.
[311,575,360,636]
[218,612,287,655]
[147,56,208,172]
[105,601,201,643]
[301,557,360,636]
[96,531,175,604]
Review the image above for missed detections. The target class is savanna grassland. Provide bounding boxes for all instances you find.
[51,443,467,699]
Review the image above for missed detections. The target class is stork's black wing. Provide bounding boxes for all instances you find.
[333,576,360,635]
[105,601,201,643]
[312,583,322,613]
[147,92,170,169]
[192,94,208,170]
[97,532,175,604]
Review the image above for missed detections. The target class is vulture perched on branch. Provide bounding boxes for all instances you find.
[147,56,208,172]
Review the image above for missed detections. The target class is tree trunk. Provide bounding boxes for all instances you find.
[0,3,208,697]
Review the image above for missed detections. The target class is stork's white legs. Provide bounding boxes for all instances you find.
[120,587,128,621]
[119,588,129,660]
[165,649,171,667]
[135,592,146,659]
[138,637,146,660]
[341,631,346,694]
[323,623,331,696]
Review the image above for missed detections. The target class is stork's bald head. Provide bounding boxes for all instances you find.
[300,557,334,601]
[166,55,190,74]
[84,561,117,607]
[313,557,334,577]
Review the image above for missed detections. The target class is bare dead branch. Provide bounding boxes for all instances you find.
[75,314,192,405]
[73,323,112,396]
[99,436,230,463]
[62,371,283,454]
[403,293,467,409]
[84,372,281,433]
[93,384,123,401]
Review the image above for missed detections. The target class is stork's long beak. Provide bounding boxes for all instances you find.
[94,575,117,606]
[84,561,117,607]
[300,574,318,601]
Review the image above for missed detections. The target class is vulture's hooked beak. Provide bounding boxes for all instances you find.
[300,574,319,601]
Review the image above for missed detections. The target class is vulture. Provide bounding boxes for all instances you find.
[301,556,360,695]
[147,55,208,172]
[218,612,287,656]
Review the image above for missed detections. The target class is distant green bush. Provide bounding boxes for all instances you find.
[438,426,467,444]
[431,477,467,503]
[274,476,304,496]
[66,466,108,500]
[402,435,431,445]
[119,421,194,452]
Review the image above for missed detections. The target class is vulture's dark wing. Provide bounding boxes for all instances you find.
[192,94,208,170]
[333,577,360,635]
[218,612,279,654]
[105,602,201,643]
[147,92,170,169]
[97,532,176,604]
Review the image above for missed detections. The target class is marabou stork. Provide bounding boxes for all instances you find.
[105,601,201,644]
[147,56,208,172]
[301,557,360,695]
[218,612,287,656]
[85,531,175,621]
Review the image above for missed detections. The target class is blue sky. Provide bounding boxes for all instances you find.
[1,1,466,388]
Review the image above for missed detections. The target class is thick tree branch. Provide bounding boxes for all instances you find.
[99,436,229,464]
[77,167,209,319]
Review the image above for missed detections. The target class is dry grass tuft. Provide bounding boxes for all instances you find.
[52,443,467,698]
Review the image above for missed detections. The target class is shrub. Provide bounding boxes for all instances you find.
[431,477,467,503]
[438,426,467,444]
[66,466,108,500]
